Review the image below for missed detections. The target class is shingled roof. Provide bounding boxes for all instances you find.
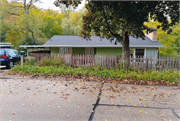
[43,35,163,48]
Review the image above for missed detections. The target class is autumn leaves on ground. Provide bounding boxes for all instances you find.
[0,72,179,121]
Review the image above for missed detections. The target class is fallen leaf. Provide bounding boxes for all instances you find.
[66,94,70,96]
[11,112,16,115]
[139,111,143,113]
[160,118,166,120]
[89,94,93,97]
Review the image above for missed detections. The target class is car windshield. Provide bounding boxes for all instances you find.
[0,49,4,55]
[8,50,17,56]
[14,50,18,55]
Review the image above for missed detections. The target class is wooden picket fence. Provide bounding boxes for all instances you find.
[30,53,180,71]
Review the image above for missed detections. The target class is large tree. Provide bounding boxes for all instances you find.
[40,9,63,39]
[54,1,179,67]
[61,8,85,35]
[1,0,44,47]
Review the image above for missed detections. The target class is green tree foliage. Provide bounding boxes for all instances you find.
[144,20,179,57]
[1,0,46,48]
[40,9,63,39]
[54,1,179,67]
[1,0,65,48]
[0,32,7,42]
[61,9,85,35]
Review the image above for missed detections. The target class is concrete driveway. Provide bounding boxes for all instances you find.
[0,74,179,121]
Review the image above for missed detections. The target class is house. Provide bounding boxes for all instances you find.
[20,30,163,58]
[43,30,163,58]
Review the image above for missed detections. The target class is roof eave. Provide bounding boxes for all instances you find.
[43,45,164,48]
[129,45,164,48]
[42,45,122,47]
[0,45,14,47]
[19,45,44,48]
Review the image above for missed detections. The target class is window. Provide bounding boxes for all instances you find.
[135,49,144,57]
[85,48,94,55]
[0,50,4,55]
[14,50,19,55]
[59,47,72,54]
[8,50,17,57]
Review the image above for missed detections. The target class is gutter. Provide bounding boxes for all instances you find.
[0,45,14,47]
[42,45,164,48]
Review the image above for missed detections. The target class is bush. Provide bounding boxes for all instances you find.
[35,56,64,67]
[24,56,35,66]
[10,64,180,83]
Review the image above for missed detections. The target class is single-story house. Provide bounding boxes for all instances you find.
[20,30,163,58]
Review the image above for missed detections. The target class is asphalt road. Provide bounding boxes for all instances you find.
[0,73,179,121]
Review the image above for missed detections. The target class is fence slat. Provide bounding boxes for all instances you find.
[178,57,180,71]
[172,57,175,70]
[169,57,172,71]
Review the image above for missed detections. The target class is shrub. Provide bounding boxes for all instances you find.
[24,56,35,66]
[10,64,180,83]
[35,56,64,67]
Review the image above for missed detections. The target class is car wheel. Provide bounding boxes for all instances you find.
[7,61,14,69]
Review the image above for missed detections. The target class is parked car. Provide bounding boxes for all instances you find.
[0,49,21,69]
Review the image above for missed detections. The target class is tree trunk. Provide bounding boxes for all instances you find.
[122,31,130,68]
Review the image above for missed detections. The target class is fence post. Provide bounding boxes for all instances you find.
[162,56,164,70]
[146,56,148,70]
[174,57,177,69]
[178,57,180,71]
[172,57,175,70]
[140,55,142,69]
[129,56,131,68]
[85,55,86,66]
[169,56,172,71]
[95,55,96,66]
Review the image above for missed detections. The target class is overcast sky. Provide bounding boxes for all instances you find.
[34,0,85,12]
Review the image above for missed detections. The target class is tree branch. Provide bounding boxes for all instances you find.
[7,12,20,16]
[103,11,122,39]
[27,0,33,11]
[29,29,34,38]
[23,0,27,14]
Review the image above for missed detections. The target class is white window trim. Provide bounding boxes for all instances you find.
[85,48,94,55]
[59,47,72,54]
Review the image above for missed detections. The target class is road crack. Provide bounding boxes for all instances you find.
[88,82,104,121]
